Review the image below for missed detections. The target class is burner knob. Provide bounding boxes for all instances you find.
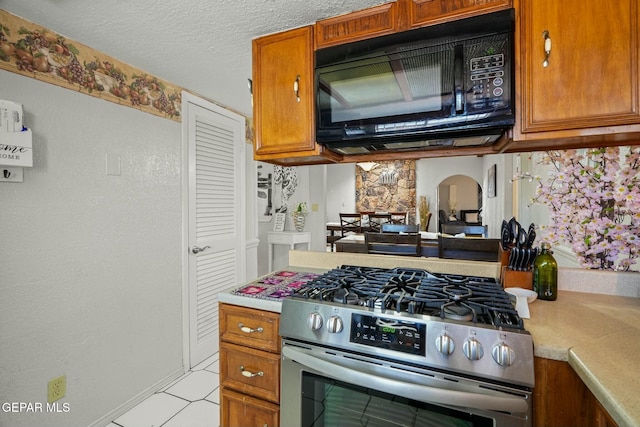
[463,338,484,361]
[492,343,515,367]
[435,334,455,356]
[326,316,343,334]
[307,312,323,331]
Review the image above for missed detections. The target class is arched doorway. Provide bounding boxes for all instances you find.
[437,175,482,232]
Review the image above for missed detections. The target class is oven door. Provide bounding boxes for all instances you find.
[281,341,532,427]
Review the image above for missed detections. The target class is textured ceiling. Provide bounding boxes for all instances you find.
[0,0,385,116]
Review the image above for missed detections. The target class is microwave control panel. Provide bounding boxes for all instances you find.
[467,52,509,112]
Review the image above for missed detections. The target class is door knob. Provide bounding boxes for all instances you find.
[191,245,210,254]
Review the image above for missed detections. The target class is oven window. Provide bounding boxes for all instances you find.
[301,372,493,427]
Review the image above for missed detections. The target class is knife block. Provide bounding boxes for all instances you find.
[502,268,533,290]
[499,246,533,290]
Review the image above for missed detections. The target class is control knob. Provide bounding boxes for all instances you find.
[492,342,515,367]
[307,312,323,331]
[326,315,343,333]
[435,334,455,356]
[463,337,484,361]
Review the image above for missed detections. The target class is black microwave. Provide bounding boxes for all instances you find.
[315,9,515,155]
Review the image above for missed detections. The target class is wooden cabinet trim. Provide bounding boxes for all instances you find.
[404,0,512,30]
[315,2,398,49]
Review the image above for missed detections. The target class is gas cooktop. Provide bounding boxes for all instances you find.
[280,265,535,388]
[289,265,524,330]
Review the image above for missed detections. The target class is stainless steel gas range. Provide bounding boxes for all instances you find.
[279,265,534,427]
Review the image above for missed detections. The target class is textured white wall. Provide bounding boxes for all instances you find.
[325,163,356,223]
[0,71,183,427]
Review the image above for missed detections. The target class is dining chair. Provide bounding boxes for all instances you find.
[389,212,408,224]
[437,236,500,261]
[460,209,482,225]
[441,224,488,237]
[365,232,421,257]
[368,213,392,232]
[381,223,419,234]
[339,213,362,236]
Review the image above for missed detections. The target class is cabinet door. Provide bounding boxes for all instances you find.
[533,357,618,427]
[221,387,279,427]
[220,341,281,403]
[252,26,315,157]
[404,0,511,29]
[520,0,640,133]
[315,2,398,48]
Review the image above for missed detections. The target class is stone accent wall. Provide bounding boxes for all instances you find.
[356,160,416,224]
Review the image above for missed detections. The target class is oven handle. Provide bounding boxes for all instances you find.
[282,346,528,414]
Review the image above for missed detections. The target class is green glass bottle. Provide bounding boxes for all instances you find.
[533,242,558,301]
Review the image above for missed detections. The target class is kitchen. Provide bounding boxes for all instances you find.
[1,1,639,427]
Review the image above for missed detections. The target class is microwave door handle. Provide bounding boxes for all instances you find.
[282,346,528,414]
[454,44,464,114]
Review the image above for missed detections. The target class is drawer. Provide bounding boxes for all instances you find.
[221,387,279,427]
[219,303,280,352]
[220,341,280,403]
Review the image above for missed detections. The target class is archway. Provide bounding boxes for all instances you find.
[437,175,482,232]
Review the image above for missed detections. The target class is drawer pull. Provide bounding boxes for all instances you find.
[240,365,264,378]
[238,323,264,334]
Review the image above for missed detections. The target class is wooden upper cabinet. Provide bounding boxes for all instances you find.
[315,1,512,48]
[315,2,399,49]
[252,26,341,164]
[517,0,640,135]
[403,0,512,30]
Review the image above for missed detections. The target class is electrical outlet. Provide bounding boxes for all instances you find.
[47,375,66,403]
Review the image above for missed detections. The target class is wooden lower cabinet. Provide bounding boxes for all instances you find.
[534,357,618,427]
[219,303,281,427]
[221,388,279,427]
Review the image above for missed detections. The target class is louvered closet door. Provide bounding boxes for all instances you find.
[186,100,244,367]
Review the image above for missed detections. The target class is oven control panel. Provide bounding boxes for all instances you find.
[350,314,426,356]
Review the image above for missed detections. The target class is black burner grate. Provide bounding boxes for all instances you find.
[291,265,523,330]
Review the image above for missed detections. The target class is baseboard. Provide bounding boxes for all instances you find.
[88,367,186,427]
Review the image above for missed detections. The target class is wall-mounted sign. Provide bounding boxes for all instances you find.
[0,128,33,167]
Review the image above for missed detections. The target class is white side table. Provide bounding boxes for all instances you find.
[267,231,312,271]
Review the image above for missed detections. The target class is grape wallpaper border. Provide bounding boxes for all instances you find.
[0,8,254,142]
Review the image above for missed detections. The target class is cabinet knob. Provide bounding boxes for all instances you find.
[293,75,301,102]
[240,365,264,378]
[542,30,552,67]
[237,323,264,334]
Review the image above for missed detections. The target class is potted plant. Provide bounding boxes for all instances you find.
[291,202,308,232]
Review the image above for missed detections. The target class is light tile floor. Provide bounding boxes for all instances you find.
[108,353,220,427]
